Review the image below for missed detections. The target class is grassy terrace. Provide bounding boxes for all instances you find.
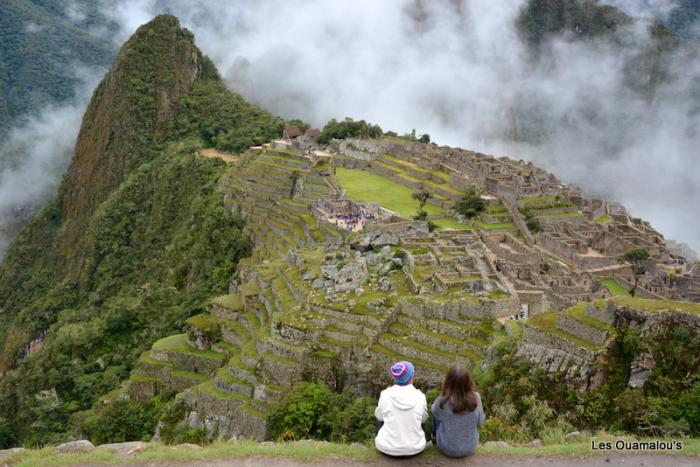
[335,168,494,231]
[431,217,474,230]
[336,167,443,218]
[611,296,700,314]
[213,294,243,311]
[474,220,516,230]
[601,278,631,297]
[536,211,583,219]
[596,214,612,224]
[564,303,616,334]
[152,334,228,361]
[526,312,601,351]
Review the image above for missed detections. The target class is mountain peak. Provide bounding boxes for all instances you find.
[57,14,205,257]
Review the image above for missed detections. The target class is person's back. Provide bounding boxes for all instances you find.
[374,361,428,457]
[431,364,485,458]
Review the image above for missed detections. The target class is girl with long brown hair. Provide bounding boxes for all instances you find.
[430,364,485,458]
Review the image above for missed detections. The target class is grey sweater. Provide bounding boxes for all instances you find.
[431,393,485,458]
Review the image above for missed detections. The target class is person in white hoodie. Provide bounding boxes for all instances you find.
[374,361,428,457]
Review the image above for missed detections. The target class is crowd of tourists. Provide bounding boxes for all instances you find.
[374,361,485,458]
[332,210,376,232]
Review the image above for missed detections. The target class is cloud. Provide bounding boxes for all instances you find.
[0,67,102,256]
[101,0,700,251]
[3,0,700,256]
[602,0,679,21]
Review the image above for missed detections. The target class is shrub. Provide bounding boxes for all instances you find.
[75,397,162,445]
[316,118,383,144]
[455,188,485,218]
[267,382,376,442]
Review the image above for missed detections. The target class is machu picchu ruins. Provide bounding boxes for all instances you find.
[118,126,700,441]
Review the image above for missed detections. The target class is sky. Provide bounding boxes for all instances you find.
[1,0,699,256]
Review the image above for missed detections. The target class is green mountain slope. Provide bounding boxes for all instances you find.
[0,15,282,447]
[0,0,115,136]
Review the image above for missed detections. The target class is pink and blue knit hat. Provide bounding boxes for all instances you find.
[391,361,415,386]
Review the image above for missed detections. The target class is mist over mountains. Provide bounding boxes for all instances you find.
[1,0,700,255]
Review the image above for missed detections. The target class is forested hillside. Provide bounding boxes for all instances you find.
[0,0,115,137]
[0,15,283,447]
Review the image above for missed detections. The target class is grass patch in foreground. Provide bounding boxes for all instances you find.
[335,168,444,218]
[8,438,700,466]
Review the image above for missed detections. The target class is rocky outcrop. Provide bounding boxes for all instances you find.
[54,440,95,454]
[517,299,700,390]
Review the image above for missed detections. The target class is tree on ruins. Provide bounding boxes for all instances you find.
[455,187,486,219]
[617,248,650,297]
[412,190,432,221]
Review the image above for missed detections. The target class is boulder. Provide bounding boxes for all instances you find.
[321,264,339,279]
[333,258,368,292]
[366,252,381,266]
[350,235,372,252]
[628,367,649,388]
[55,440,95,454]
[529,439,542,447]
[379,277,394,292]
[371,232,399,247]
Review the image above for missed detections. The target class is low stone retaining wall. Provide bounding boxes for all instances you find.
[556,314,609,347]
[521,324,597,361]
[181,391,266,441]
[585,303,615,326]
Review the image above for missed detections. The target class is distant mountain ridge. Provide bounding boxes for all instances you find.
[0,0,115,138]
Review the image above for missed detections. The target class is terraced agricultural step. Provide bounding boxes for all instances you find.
[272,277,299,311]
[259,350,302,387]
[134,351,173,376]
[309,304,383,329]
[377,332,474,368]
[228,355,259,386]
[369,342,448,382]
[397,314,491,345]
[258,337,307,362]
[149,334,228,374]
[214,367,254,397]
[389,319,485,357]
[220,318,249,347]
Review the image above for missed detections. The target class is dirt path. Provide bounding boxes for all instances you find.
[199,148,238,163]
[101,454,699,467]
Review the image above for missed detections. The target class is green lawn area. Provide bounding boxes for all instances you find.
[431,217,474,230]
[536,211,582,219]
[595,215,612,224]
[474,220,516,230]
[601,278,631,297]
[611,296,700,314]
[336,168,444,218]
